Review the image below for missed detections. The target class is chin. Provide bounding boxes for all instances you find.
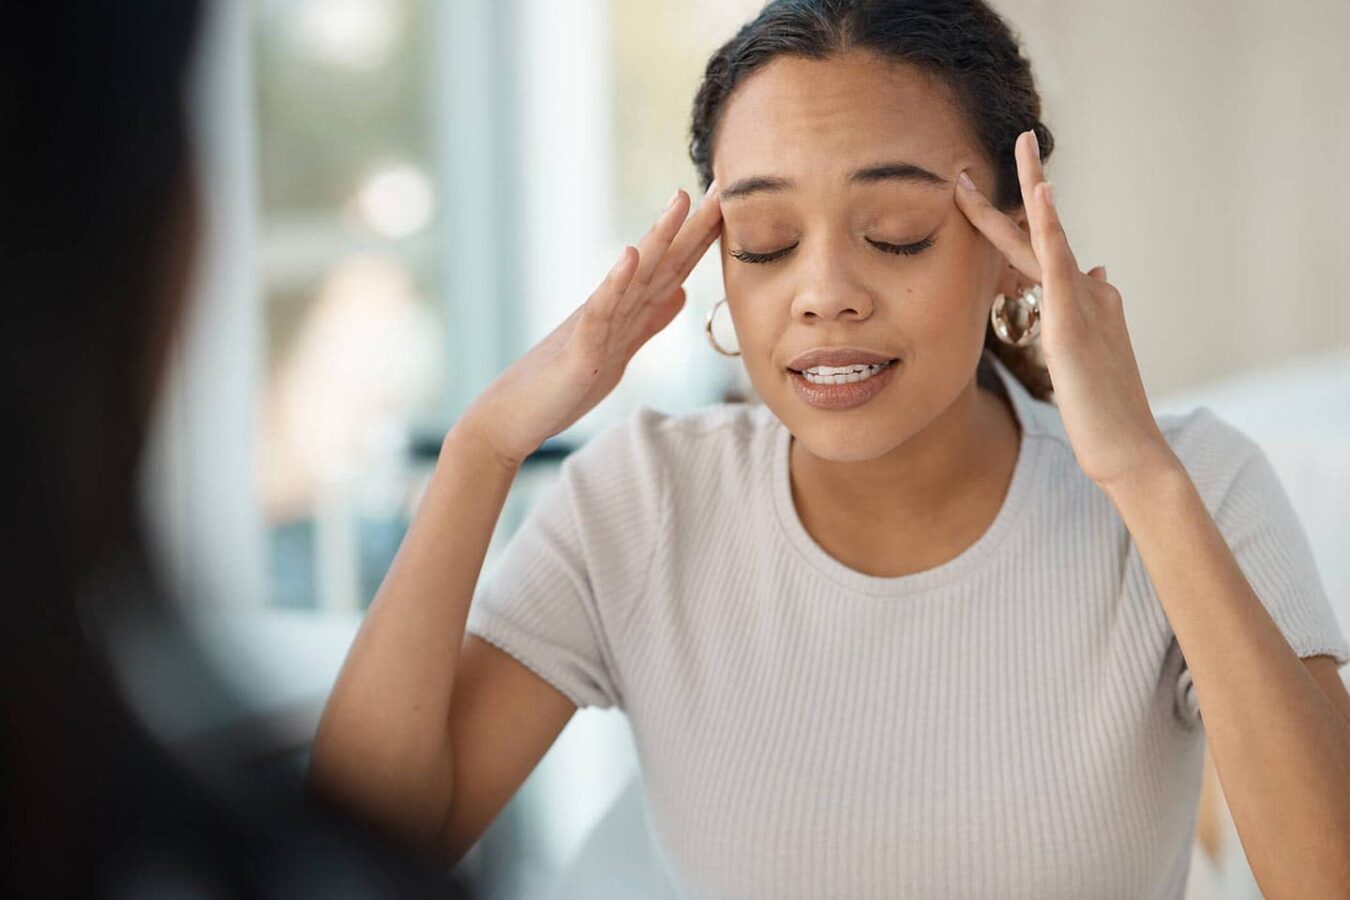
[766,395,911,464]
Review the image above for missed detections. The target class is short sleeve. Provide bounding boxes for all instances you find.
[1174,431,1350,727]
[464,408,667,711]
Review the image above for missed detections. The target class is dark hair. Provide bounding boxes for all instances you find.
[689,0,1056,401]
[2,4,202,598]
[1,6,469,896]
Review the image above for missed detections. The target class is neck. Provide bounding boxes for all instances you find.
[789,369,1021,546]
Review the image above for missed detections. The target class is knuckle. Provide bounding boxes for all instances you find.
[584,293,615,321]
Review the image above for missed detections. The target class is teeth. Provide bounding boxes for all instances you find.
[805,364,864,375]
[799,361,890,385]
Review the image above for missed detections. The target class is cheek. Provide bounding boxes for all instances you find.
[947,217,1006,292]
[725,294,780,358]
[893,250,989,335]
[890,289,981,350]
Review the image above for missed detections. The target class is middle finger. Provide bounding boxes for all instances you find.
[617,188,696,321]
[646,183,722,301]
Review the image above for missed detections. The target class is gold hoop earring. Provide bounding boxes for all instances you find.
[705,297,741,357]
[990,284,1042,347]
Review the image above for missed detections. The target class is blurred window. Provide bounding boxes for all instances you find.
[250,2,761,896]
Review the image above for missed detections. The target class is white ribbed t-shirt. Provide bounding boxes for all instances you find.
[465,347,1349,899]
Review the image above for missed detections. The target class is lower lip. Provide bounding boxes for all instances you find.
[788,360,899,410]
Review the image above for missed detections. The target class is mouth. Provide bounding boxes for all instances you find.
[787,358,900,410]
[788,356,901,375]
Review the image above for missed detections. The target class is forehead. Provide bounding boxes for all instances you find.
[711,50,975,188]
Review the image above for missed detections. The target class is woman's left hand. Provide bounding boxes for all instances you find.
[954,130,1178,491]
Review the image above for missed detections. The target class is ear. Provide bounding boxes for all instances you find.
[994,204,1032,298]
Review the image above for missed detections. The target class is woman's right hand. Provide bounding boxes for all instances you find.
[458,181,723,468]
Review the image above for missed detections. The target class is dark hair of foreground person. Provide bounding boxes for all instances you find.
[0,4,472,896]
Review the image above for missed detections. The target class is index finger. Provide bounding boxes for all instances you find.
[954,169,1043,284]
[645,180,723,301]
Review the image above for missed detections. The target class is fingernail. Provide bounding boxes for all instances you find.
[1041,180,1055,206]
[666,189,681,210]
[705,178,719,198]
[957,171,977,192]
[1027,129,1040,159]
[610,246,629,275]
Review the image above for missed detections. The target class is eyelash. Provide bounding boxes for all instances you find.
[729,235,936,265]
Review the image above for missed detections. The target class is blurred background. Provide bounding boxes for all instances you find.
[143,1,1349,898]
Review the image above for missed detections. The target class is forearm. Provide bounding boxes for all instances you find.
[1103,462,1350,897]
[307,420,521,846]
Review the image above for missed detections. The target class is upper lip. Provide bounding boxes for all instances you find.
[786,347,899,372]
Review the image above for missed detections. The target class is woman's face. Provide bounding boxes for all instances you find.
[711,49,1026,463]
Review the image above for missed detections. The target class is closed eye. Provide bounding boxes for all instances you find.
[729,235,937,264]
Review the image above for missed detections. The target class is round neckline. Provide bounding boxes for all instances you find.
[767,349,1045,597]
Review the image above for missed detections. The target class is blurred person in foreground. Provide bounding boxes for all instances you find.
[0,4,470,897]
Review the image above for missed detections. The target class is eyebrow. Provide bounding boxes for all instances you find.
[718,161,950,203]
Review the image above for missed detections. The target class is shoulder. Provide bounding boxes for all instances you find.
[555,401,770,523]
[1157,403,1261,462]
[565,401,769,482]
[1155,404,1267,512]
[1155,408,1349,672]
[1023,395,1263,510]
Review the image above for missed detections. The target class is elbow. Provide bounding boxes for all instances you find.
[440,801,479,871]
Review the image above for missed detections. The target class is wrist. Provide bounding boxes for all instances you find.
[443,418,525,475]
[1097,449,1191,509]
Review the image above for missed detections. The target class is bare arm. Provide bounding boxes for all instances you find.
[305,180,724,864]
[305,424,549,858]
[1104,466,1350,897]
[440,632,577,863]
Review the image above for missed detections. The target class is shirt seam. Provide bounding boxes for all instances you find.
[1165,432,1325,737]
[465,612,595,710]
[1177,639,1350,733]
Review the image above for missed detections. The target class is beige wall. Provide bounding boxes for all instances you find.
[993,0,1350,396]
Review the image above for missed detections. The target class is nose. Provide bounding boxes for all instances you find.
[788,236,876,323]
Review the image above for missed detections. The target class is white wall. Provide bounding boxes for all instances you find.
[994,0,1350,394]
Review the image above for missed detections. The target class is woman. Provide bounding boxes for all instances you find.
[310,1,1350,897]
[1,3,469,896]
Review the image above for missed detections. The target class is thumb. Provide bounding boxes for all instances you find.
[1087,265,1108,282]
